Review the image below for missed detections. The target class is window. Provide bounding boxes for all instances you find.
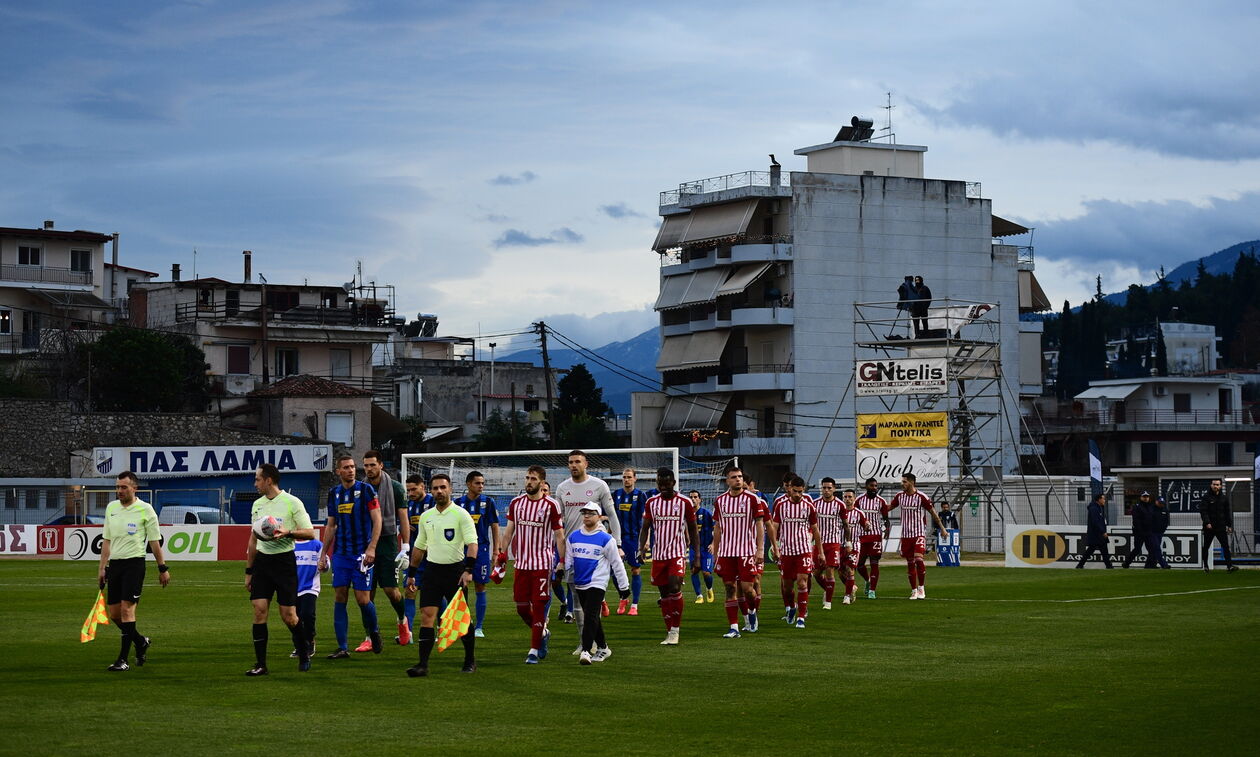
[18,245,41,266]
[1216,442,1234,466]
[70,249,92,272]
[329,349,351,378]
[227,345,250,375]
[1140,442,1159,467]
[325,412,354,445]
[275,348,299,376]
[1173,393,1191,413]
[0,310,10,335]
[266,290,299,312]
[126,278,138,293]
[1114,442,1128,466]
[523,399,539,412]
[525,384,535,394]
[225,289,240,316]
[321,290,338,309]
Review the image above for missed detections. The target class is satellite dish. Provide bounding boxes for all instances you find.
[342,281,354,293]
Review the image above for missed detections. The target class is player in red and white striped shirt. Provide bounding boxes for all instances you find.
[839,488,870,604]
[711,467,768,638]
[883,473,946,599]
[769,474,823,627]
[855,478,891,599]
[812,477,846,609]
[495,465,565,663]
[637,468,697,646]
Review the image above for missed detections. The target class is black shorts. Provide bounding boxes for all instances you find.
[106,557,146,605]
[418,561,466,609]
[251,551,298,606]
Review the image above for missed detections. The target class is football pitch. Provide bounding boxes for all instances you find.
[1,560,1255,756]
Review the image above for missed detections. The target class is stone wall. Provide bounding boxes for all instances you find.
[0,399,305,477]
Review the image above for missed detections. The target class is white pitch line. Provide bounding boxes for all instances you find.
[931,586,1260,603]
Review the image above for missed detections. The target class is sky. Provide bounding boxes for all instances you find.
[3,0,1258,353]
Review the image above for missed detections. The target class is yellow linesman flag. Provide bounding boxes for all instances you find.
[80,590,110,643]
[436,588,472,652]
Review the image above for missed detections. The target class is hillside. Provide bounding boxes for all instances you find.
[501,326,660,414]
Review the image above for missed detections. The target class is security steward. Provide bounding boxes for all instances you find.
[1198,478,1238,572]
[1121,492,1154,568]
[404,472,479,677]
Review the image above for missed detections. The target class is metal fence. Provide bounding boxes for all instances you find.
[660,170,791,206]
[0,263,92,286]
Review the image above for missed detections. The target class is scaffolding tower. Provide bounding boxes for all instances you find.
[853,298,1018,551]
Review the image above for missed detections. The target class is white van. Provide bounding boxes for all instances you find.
[160,505,224,525]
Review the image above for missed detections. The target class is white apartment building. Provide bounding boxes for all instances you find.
[633,127,1049,485]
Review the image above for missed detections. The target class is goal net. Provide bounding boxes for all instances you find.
[401,447,736,508]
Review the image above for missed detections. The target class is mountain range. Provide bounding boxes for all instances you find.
[505,240,1259,411]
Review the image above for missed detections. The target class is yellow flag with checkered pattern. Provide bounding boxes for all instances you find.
[80,590,110,642]
[436,588,472,652]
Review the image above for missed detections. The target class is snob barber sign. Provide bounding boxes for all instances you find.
[855,358,947,396]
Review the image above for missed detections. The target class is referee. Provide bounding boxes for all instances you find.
[245,463,316,676]
[97,470,170,672]
[405,473,478,677]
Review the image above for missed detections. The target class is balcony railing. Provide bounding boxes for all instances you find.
[660,170,790,206]
[0,263,92,286]
[1096,409,1253,425]
[176,301,395,328]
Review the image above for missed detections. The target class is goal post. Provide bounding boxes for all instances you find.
[400,447,737,509]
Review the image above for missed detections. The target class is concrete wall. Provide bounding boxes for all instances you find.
[0,399,298,477]
[788,171,1021,480]
[256,396,370,459]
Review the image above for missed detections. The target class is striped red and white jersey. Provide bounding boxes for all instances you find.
[855,492,888,540]
[813,497,845,544]
[643,492,696,560]
[888,491,934,539]
[507,494,561,571]
[713,491,768,558]
[842,506,869,550]
[772,498,818,556]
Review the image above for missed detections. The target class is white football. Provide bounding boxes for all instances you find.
[253,515,280,540]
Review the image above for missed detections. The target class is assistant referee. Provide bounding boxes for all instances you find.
[404,473,478,677]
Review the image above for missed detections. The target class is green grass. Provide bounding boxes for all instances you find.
[1,560,1256,756]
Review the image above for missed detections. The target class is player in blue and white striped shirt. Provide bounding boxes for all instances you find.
[564,503,630,664]
[290,537,322,658]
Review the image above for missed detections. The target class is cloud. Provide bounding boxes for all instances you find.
[482,213,511,223]
[493,227,584,248]
[499,306,657,354]
[488,170,537,186]
[1028,191,1260,270]
[599,202,644,219]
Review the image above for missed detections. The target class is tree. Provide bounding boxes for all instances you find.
[84,326,210,411]
[559,411,617,449]
[553,363,612,431]
[470,409,545,451]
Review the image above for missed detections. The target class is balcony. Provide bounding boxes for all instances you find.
[660,170,791,209]
[176,301,395,329]
[719,363,795,392]
[0,263,92,288]
[1034,408,1256,433]
[731,242,792,264]
[729,305,793,328]
[733,428,795,457]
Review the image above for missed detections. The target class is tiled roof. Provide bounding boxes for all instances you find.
[248,374,371,398]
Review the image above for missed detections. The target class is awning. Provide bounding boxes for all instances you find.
[679,199,758,244]
[654,272,694,310]
[29,289,113,310]
[421,425,461,442]
[992,215,1030,237]
[716,262,773,297]
[653,214,690,251]
[1018,270,1052,312]
[655,335,692,372]
[1075,384,1141,401]
[371,404,409,435]
[655,330,732,372]
[658,393,732,432]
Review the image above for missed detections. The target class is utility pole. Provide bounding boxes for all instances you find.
[260,276,270,385]
[509,381,518,449]
[536,321,557,446]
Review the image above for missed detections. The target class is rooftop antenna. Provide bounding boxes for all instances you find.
[878,91,896,143]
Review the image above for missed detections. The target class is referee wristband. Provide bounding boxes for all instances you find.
[464,556,477,572]
[406,567,418,579]
[244,567,253,575]
[157,564,170,573]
